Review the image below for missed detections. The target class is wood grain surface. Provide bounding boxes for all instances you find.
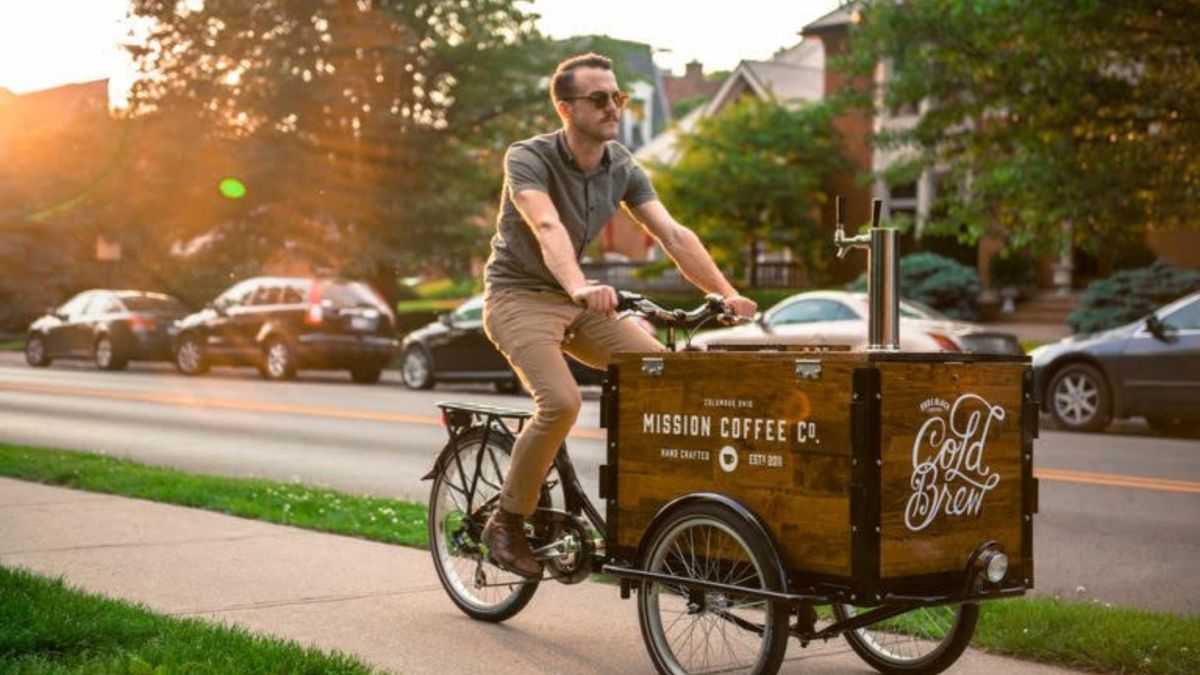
[613,352,864,577]
[876,360,1026,580]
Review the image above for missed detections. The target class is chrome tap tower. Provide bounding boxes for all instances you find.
[834,196,900,352]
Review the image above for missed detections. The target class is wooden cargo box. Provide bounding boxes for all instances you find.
[601,350,1037,601]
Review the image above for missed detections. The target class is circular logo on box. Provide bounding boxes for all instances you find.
[718,445,739,473]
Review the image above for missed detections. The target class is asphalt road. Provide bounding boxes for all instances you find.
[0,353,1197,614]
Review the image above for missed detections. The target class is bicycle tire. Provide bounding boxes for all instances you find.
[428,426,540,622]
[636,501,789,675]
[833,601,979,675]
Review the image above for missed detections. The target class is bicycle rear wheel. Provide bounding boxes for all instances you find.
[636,502,789,675]
[428,427,538,622]
[833,602,979,675]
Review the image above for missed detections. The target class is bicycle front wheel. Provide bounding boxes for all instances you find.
[636,502,789,675]
[833,602,979,675]
[428,427,538,622]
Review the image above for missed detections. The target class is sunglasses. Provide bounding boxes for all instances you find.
[564,90,630,110]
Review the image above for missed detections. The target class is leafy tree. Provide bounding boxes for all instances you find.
[120,0,559,297]
[843,0,1200,256]
[651,97,849,285]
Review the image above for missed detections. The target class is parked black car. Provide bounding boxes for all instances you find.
[172,277,398,384]
[25,290,189,370]
[1030,290,1200,435]
[399,294,634,393]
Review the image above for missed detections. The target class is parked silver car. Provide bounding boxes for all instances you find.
[689,290,1023,354]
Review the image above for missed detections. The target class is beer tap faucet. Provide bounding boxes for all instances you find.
[833,195,873,259]
[831,195,899,352]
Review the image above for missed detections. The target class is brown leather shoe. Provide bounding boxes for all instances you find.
[481,509,543,579]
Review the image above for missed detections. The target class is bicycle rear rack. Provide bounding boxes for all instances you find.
[436,401,532,441]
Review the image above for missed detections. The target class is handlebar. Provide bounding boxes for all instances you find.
[616,291,745,328]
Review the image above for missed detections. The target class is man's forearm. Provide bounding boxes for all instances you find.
[533,220,588,295]
[663,227,738,297]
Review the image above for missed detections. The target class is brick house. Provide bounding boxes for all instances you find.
[623,6,1199,290]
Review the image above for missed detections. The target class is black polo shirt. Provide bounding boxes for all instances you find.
[484,130,658,294]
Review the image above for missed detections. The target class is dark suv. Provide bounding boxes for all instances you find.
[172,277,398,383]
[25,290,189,370]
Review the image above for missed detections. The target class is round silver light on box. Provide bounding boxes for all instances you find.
[983,551,1009,584]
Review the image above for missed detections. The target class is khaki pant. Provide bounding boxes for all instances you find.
[483,288,664,515]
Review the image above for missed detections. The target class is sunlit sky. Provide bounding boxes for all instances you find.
[0,0,840,95]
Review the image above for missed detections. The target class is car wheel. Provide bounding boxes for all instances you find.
[94,335,128,371]
[25,334,52,367]
[401,347,434,389]
[1048,363,1111,432]
[1146,415,1200,439]
[350,365,384,385]
[261,338,297,381]
[174,334,209,376]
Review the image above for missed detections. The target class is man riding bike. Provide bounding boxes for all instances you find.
[480,52,756,578]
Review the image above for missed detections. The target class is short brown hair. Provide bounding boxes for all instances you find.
[551,53,613,104]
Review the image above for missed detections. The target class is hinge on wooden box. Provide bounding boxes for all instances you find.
[598,464,616,498]
[794,359,822,380]
[642,357,664,377]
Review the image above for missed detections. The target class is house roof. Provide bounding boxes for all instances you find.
[634,37,825,165]
[738,60,823,102]
[634,104,706,166]
[801,5,858,35]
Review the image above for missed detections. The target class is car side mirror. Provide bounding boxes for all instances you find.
[438,313,454,327]
[754,312,772,333]
[1145,315,1172,342]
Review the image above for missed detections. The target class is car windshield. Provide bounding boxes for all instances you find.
[121,296,188,313]
[319,281,387,310]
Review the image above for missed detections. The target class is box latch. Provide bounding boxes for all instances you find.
[642,357,664,377]
[794,359,822,380]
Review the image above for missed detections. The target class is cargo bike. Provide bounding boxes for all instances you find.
[424,200,1038,675]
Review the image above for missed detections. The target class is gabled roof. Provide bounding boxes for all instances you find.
[801,5,857,35]
[633,26,829,166]
[635,104,706,166]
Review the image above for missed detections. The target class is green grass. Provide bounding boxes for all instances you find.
[0,565,376,674]
[0,443,428,549]
[2,442,1198,675]
[395,298,462,313]
[975,598,1199,675]
[0,339,23,352]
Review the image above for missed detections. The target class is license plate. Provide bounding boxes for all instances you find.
[351,316,376,331]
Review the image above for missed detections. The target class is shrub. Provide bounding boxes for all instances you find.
[1067,262,1200,333]
[848,252,981,320]
[990,249,1036,290]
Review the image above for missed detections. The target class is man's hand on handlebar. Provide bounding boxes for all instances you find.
[722,294,757,323]
[570,284,619,316]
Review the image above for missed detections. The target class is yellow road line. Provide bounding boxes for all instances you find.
[1033,467,1200,495]
[0,381,608,440]
[2,382,1196,490]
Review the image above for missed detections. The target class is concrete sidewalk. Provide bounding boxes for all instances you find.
[0,477,1081,674]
